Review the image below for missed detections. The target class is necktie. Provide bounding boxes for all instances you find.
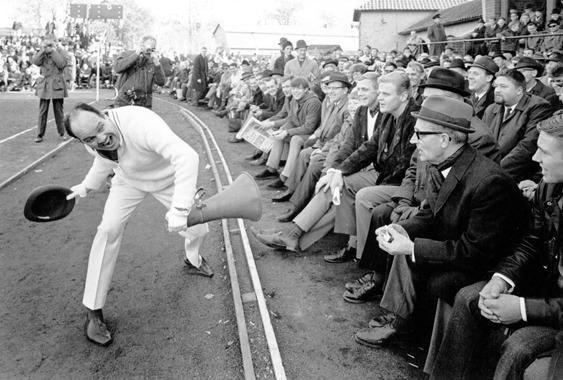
[504,107,512,121]
[369,108,377,117]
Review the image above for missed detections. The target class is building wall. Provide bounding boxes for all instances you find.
[359,11,435,52]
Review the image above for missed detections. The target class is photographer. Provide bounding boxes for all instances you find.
[32,36,71,143]
[112,36,165,109]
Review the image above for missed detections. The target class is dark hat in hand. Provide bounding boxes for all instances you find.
[467,56,499,75]
[412,95,475,133]
[419,67,470,97]
[24,185,75,222]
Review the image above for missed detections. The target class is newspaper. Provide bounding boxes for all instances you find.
[236,117,275,153]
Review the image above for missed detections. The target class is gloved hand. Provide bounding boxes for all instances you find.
[166,208,188,232]
[66,184,89,200]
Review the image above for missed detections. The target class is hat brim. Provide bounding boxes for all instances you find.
[24,185,75,222]
[325,78,352,88]
[466,63,496,75]
[419,83,471,97]
[411,112,475,133]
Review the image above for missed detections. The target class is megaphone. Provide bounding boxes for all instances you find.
[187,172,262,226]
[24,173,263,225]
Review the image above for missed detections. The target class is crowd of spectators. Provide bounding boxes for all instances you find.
[5,3,563,378]
[156,4,563,380]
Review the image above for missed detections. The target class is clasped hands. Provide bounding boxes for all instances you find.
[478,276,522,325]
[375,224,414,256]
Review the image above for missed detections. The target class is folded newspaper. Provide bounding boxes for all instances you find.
[236,117,275,152]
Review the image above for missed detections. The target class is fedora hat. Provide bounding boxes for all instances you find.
[467,56,499,75]
[323,59,338,68]
[419,67,471,97]
[269,69,284,77]
[449,58,467,71]
[295,40,308,49]
[325,71,352,88]
[412,95,475,133]
[241,72,253,81]
[24,185,76,222]
[278,37,288,45]
[515,57,543,72]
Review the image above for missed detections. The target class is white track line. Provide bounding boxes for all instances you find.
[179,107,287,380]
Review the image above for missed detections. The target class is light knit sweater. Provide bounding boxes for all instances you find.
[80,106,199,210]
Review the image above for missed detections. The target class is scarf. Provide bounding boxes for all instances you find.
[426,145,466,210]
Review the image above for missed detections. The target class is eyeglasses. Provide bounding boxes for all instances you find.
[414,131,445,139]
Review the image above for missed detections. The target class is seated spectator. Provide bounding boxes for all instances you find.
[252,72,417,253]
[272,71,351,203]
[498,21,520,56]
[78,62,92,88]
[382,62,397,75]
[542,20,563,57]
[352,68,502,302]
[430,112,563,380]
[524,23,544,52]
[405,61,425,105]
[353,95,529,349]
[212,71,253,118]
[253,77,321,183]
[482,69,552,183]
[515,57,560,112]
[449,58,467,78]
[468,56,499,119]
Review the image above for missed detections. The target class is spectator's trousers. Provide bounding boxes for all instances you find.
[37,98,64,137]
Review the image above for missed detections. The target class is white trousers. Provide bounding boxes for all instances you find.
[82,176,208,310]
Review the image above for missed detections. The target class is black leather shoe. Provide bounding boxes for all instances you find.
[276,208,298,223]
[255,169,278,179]
[245,151,262,161]
[184,257,214,277]
[227,137,244,143]
[324,246,356,263]
[267,179,286,189]
[85,308,113,347]
[249,157,267,166]
[34,136,43,143]
[342,275,384,303]
[272,189,293,202]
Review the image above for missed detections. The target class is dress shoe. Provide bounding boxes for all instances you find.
[276,208,298,222]
[245,151,262,161]
[267,179,286,190]
[342,275,383,303]
[345,271,378,291]
[249,157,267,166]
[255,231,299,252]
[249,225,278,237]
[84,308,113,347]
[272,190,293,203]
[227,137,244,143]
[355,325,397,348]
[254,169,278,179]
[59,134,68,141]
[368,313,398,328]
[34,136,43,143]
[324,246,356,263]
[211,109,228,118]
[184,257,214,277]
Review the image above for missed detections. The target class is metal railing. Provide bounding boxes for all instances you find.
[419,31,563,55]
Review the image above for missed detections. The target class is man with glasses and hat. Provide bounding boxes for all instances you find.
[353,95,530,348]
[467,56,499,119]
[344,68,501,303]
[516,56,560,112]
